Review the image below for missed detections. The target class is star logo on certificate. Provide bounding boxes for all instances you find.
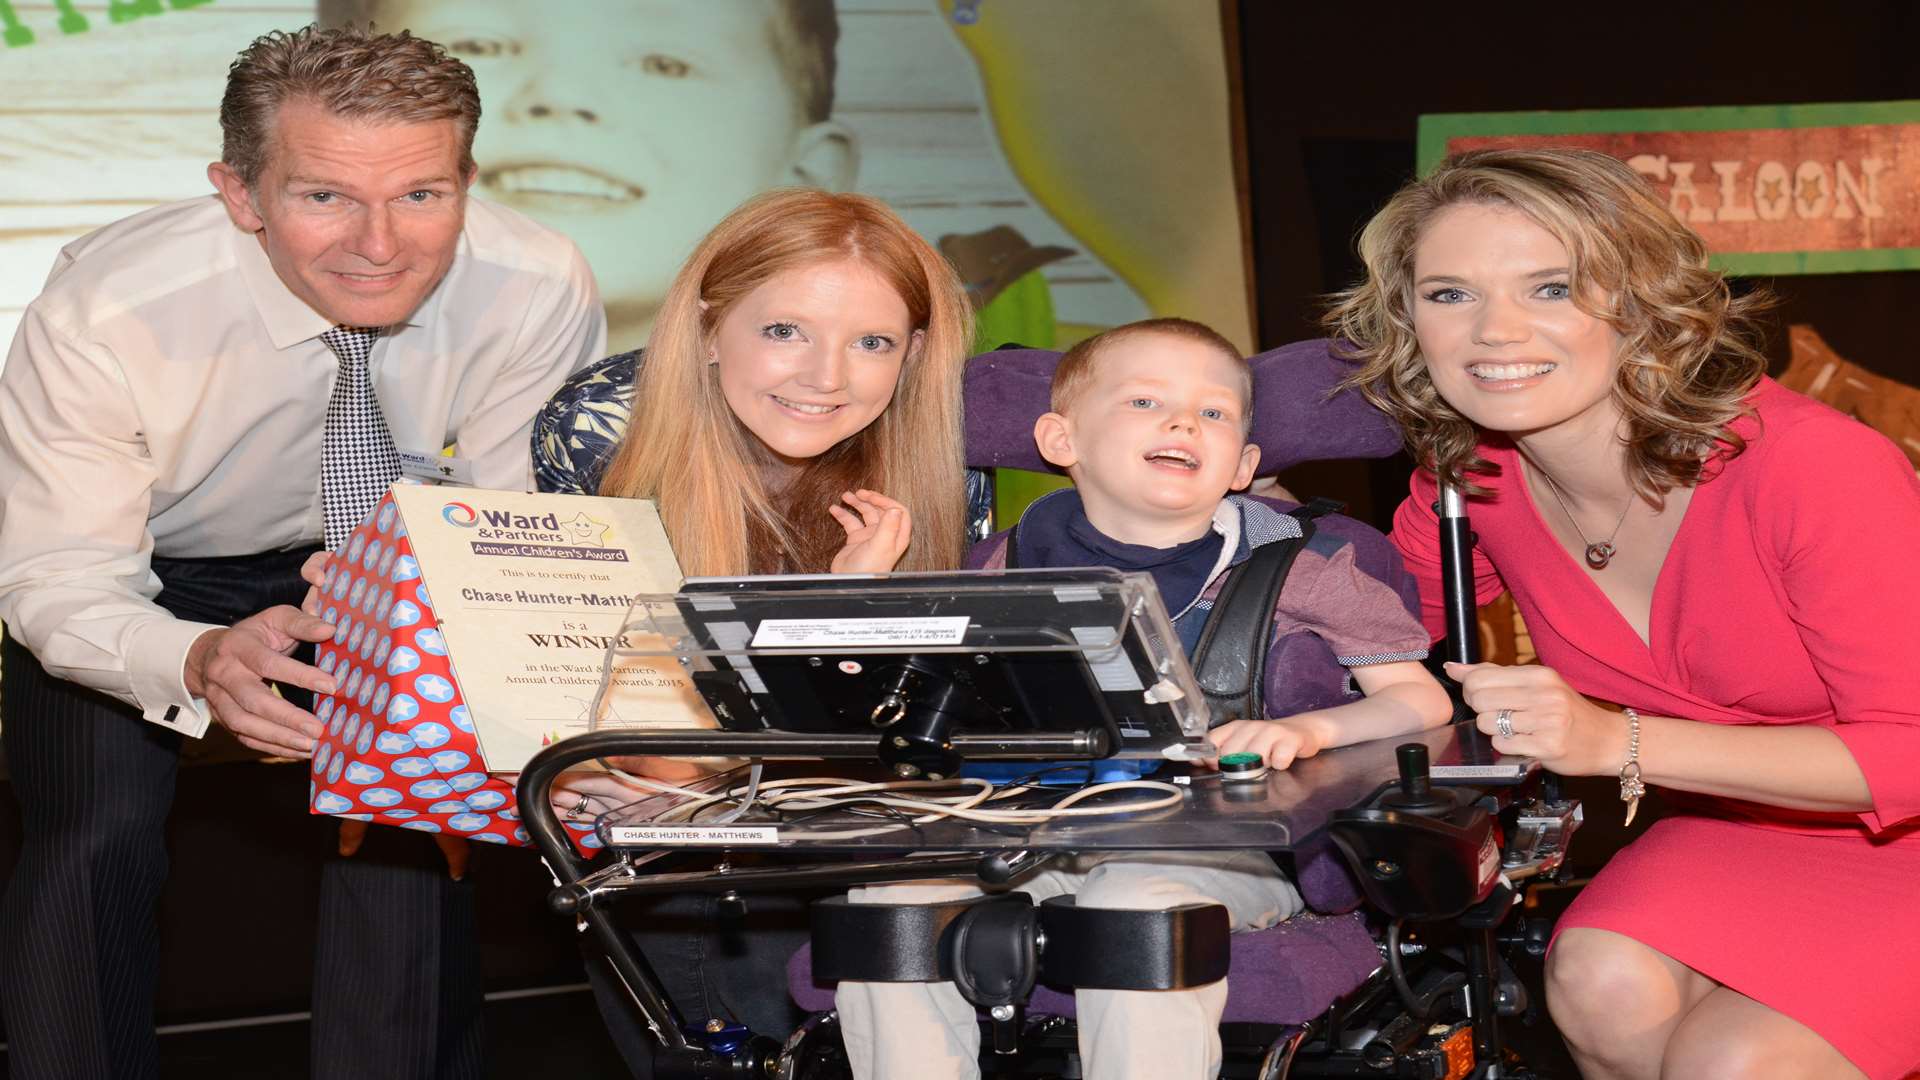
[560,512,611,548]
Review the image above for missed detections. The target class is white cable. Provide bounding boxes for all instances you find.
[705,762,763,825]
[754,781,1185,824]
[584,768,1187,840]
[690,775,1183,824]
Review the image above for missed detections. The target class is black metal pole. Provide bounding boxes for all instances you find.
[1437,479,1481,665]
[583,906,693,1049]
[1464,924,1504,1074]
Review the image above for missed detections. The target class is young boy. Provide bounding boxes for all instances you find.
[835,317,1452,1080]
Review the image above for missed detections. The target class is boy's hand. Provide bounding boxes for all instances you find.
[1204,718,1321,770]
[829,489,912,574]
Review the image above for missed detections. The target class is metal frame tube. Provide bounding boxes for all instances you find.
[514,728,1107,1063]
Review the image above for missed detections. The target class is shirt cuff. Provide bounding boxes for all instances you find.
[129,618,222,738]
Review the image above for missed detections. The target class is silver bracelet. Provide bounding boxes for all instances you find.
[1618,707,1645,827]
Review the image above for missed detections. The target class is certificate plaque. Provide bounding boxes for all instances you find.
[306,485,705,849]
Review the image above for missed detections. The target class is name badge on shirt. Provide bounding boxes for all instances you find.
[398,449,475,486]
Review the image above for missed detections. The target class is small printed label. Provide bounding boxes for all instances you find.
[1477,832,1501,889]
[1071,626,1142,692]
[1429,762,1533,782]
[398,449,474,486]
[607,825,781,846]
[750,616,970,648]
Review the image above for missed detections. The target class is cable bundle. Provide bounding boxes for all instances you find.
[600,767,1186,841]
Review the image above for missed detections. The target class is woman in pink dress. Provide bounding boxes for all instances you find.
[1326,148,1920,1080]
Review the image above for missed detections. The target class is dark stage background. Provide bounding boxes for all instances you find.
[1238,1,1920,526]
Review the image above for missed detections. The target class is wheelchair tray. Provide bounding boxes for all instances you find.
[593,724,1527,854]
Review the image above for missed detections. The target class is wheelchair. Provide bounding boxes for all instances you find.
[522,728,1578,1080]
[515,494,1581,1080]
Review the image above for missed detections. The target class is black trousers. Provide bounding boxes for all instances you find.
[584,889,819,1078]
[0,547,481,1080]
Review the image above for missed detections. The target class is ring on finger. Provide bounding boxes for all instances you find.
[566,793,591,820]
[1495,708,1515,738]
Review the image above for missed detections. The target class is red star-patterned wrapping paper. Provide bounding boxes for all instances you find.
[306,491,605,855]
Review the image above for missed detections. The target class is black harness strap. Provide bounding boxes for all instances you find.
[1190,498,1344,725]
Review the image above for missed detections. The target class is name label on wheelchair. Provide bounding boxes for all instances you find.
[750,616,970,648]
[605,825,782,846]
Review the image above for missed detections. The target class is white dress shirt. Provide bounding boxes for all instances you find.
[0,194,606,736]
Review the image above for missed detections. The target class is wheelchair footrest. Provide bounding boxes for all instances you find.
[1036,896,1230,990]
[806,893,1231,998]
[809,893,990,983]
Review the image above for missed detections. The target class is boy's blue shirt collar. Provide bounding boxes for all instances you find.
[1013,488,1254,622]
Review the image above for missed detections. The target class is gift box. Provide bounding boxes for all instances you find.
[306,486,700,851]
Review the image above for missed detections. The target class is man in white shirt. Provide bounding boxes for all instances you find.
[0,26,604,1080]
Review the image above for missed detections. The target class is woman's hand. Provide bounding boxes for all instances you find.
[1445,661,1626,776]
[829,489,912,574]
[517,758,714,825]
[1204,718,1321,770]
[606,755,718,785]
[544,768,655,823]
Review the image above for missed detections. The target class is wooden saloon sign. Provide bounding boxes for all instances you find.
[1418,101,1920,275]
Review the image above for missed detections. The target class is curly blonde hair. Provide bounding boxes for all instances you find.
[1326,148,1771,499]
[597,189,972,576]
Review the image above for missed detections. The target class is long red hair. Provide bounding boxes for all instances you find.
[598,189,973,575]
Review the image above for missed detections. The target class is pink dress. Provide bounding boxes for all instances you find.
[1393,379,1920,1080]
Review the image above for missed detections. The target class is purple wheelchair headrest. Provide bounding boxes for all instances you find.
[963,338,1402,474]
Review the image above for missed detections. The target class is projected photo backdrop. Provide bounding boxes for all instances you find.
[0,0,1253,358]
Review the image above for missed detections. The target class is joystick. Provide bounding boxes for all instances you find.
[1376,743,1457,817]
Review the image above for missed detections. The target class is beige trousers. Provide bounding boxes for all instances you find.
[833,850,1303,1080]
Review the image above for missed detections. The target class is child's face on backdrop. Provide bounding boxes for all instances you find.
[1040,333,1260,531]
[378,0,853,344]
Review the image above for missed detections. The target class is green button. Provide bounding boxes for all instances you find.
[1219,752,1261,767]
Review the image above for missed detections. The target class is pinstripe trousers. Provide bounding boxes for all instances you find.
[0,548,481,1080]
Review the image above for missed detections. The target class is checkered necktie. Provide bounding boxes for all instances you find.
[319,325,402,551]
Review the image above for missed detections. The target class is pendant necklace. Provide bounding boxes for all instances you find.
[1538,470,1632,570]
